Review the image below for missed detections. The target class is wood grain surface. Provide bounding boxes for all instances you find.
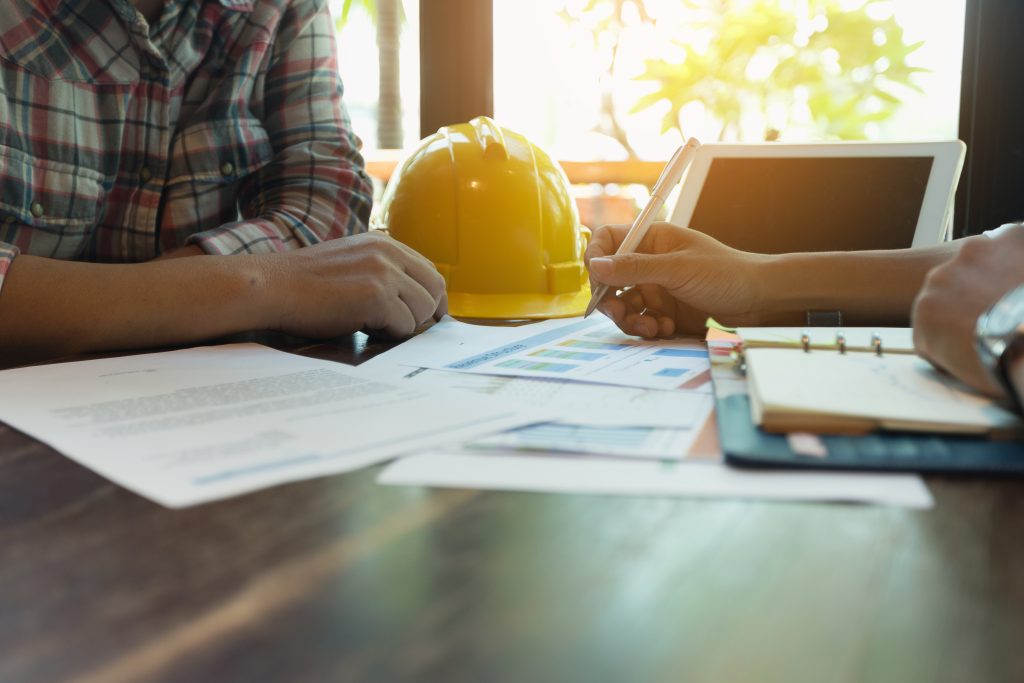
[2,335,1023,683]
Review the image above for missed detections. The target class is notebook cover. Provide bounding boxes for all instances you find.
[716,389,1024,475]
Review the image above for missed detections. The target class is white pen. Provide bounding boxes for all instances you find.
[584,137,701,318]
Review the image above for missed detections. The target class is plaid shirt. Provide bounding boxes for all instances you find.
[0,0,371,294]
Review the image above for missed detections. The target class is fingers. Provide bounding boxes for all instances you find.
[587,222,695,262]
[433,290,449,321]
[338,236,441,337]
[273,233,452,340]
[598,280,710,338]
[620,311,661,338]
[600,296,627,323]
[362,271,435,338]
[599,286,676,339]
[589,252,676,288]
[910,246,1009,397]
[585,224,631,264]
[367,233,447,305]
[359,233,447,335]
[597,284,639,321]
[378,301,417,339]
[398,273,440,325]
[910,291,934,361]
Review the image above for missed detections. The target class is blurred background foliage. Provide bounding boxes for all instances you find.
[560,0,926,155]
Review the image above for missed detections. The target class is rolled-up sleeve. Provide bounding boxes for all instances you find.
[187,0,372,255]
[0,242,19,296]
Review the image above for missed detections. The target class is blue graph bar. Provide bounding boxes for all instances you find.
[653,349,708,359]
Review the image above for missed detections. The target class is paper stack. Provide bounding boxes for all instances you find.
[364,315,932,509]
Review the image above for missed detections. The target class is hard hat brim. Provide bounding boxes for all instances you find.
[448,285,592,320]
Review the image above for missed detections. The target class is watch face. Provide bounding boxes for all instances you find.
[982,284,1024,338]
[977,285,1024,370]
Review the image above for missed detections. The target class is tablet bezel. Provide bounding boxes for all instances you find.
[668,141,966,249]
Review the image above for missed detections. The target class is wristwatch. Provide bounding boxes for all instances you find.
[975,284,1024,414]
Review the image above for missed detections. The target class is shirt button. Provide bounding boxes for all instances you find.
[30,201,44,217]
[139,166,153,183]
[220,161,235,176]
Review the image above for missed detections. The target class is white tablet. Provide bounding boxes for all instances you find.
[668,141,965,252]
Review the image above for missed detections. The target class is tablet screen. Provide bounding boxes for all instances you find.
[688,156,934,253]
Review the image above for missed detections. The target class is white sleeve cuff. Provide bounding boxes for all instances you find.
[984,223,1023,239]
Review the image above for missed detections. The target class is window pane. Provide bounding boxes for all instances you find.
[494,0,966,160]
[332,0,421,152]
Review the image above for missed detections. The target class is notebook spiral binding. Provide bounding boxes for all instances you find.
[734,329,886,373]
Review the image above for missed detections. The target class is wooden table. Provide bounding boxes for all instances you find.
[2,335,1024,683]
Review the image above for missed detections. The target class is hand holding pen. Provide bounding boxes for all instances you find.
[584,138,701,318]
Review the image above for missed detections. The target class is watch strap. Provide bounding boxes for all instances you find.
[997,335,1024,415]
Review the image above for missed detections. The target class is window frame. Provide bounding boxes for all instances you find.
[955,0,1024,237]
[419,0,1012,236]
[418,0,494,136]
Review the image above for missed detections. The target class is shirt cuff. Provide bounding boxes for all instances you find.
[187,206,369,255]
[186,218,311,255]
[0,242,20,297]
[984,223,1023,239]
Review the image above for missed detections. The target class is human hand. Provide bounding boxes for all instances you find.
[259,231,447,339]
[912,227,1024,396]
[585,222,769,337]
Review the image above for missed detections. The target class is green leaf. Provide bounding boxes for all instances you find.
[625,0,929,141]
[629,91,671,115]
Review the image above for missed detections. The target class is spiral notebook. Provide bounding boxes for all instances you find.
[736,327,1024,436]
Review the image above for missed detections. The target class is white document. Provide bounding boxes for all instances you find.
[364,314,712,391]
[0,344,542,508]
[470,420,708,460]
[359,363,713,428]
[378,451,934,509]
[359,359,713,461]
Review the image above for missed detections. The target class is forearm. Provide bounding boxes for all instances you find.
[0,253,272,364]
[757,241,963,326]
[154,245,205,260]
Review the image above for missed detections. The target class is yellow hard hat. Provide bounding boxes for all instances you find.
[374,116,591,319]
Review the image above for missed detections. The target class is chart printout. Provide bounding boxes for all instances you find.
[426,316,711,391]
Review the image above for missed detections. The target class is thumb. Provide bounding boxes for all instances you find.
[589,253,677,288]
